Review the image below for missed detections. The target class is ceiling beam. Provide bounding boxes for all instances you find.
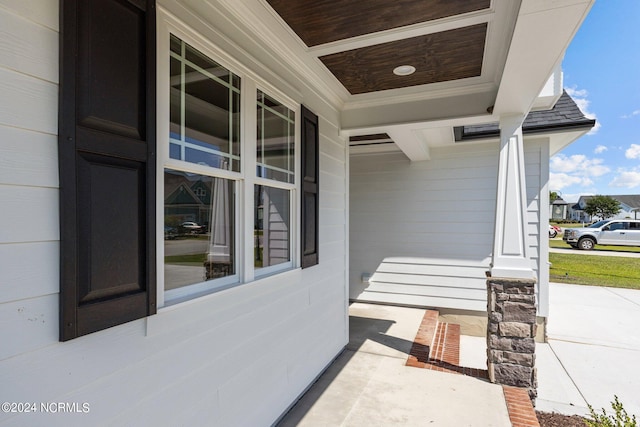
[387,129,430,161]
[341,89,497,130]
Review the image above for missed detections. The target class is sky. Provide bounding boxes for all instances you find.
[549,0,640,203]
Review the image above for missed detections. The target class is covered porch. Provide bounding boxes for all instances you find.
[277,302,534,426]
[329,0,595,327]
[278,283,640,425]
[0,0,597,425]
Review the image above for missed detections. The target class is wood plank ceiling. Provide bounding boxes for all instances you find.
[265,0,491,95]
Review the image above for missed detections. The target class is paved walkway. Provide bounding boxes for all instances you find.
[277,303,512,427]
[277,283,640,425]
[536,283,640,418]
[459,283,640,419]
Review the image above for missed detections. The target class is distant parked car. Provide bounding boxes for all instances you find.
[563,219,640,250]
[164,225,178,240]
[549,224,562,238]
[180,221,203,234]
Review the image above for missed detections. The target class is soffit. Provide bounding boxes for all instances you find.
[180,0,520,118]
[265,0,490,47]
[261,0,508,98]
[320,24,487,95]
[176,0,592,154]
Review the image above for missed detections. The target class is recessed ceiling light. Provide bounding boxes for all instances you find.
[393,65,416,76]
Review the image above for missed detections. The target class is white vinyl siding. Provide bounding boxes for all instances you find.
[0,2,60,362]
[350,139,545,313]
[0,3,348,426]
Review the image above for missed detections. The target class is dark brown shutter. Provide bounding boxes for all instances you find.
[58,0,156,341]
[300,106,319,268]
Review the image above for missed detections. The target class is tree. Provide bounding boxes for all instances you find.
[584,195,621,220]
[549,191,560,202]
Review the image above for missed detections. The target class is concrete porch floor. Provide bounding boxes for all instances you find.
[277,303,513,427]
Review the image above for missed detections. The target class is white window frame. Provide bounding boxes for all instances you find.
[253,86,298,278]
[156,9,300,308]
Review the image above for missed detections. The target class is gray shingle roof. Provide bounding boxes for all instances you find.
[551,198,568,205]
[613,195,640,208]
[574,195,640,210]
[456,91,597,140]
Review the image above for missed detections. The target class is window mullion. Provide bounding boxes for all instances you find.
[260,93,265,178]
[169,51,240,95]
[254,176,295,191]
[287,112,292,183]
[256,101,294,123]
[242,79,258,283]
[180,40,186,162]
[228,72,233,171]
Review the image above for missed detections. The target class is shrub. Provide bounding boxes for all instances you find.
[586,396,637,427]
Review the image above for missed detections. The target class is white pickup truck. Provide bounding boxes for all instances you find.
[563,219,640,250]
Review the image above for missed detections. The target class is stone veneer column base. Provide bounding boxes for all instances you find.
[486,277,537,402]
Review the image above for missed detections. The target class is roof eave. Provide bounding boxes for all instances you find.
[455,118,596,141]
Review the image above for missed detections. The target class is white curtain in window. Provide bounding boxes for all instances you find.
[208,161,230,264]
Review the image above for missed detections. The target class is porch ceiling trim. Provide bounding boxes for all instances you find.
[493,0,595,116]
[180,0,594,150]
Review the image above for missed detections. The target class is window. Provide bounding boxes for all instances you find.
[163,35,242,301]
[161,33,305,304]
[169,35,241,171]
[164,170,236,298]
[256,90,295,183]
[255,90,295,273]
[58,7,320,339]
[608,222,625,231]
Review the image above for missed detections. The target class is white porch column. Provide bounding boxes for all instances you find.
[491,115,534,279]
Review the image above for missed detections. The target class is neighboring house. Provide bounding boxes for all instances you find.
[164,175,211,226]
[570,195,640,222]
[0,1,594,426]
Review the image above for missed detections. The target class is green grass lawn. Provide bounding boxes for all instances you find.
[166,250,265,267]
[549,238,640,253]
[165,253,207,264]
[549,252,640,289]
[550,223,588,228]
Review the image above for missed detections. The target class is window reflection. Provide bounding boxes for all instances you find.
[254,185,290,269]
[164,169,235,290]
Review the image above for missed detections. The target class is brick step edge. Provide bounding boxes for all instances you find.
[503,386,540,427]
[406,310,439,367]
[406,310,488,379]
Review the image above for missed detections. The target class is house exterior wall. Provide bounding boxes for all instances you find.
[570,197,640,221]
[349,138,549,316]
[0,3,348,426]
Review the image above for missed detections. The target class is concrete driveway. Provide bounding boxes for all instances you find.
[536,283,640,419]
